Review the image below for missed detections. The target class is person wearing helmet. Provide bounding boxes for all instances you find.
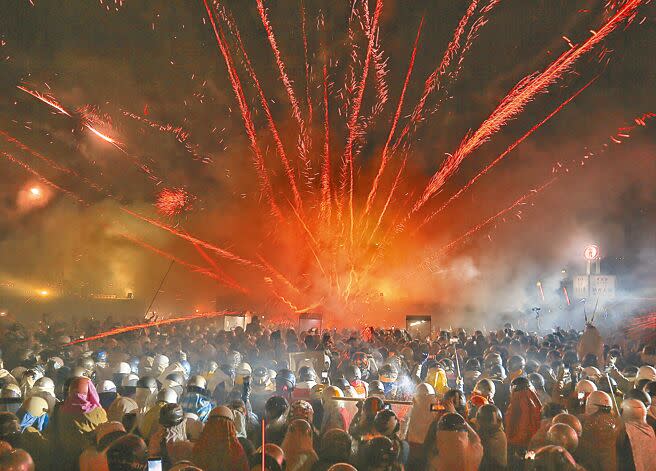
[208,364,236,405]
[528,373,550,405]
[424,363,449,398]
[251,366,274,417]
[17,396,49,433]
[105,434,149,471]
[235,362,252,388]
[293,366,318,401]
[77,357,96,382]
[96,380,118,410]
[616,399,656,471]
[351,352,373,382]
[49,377,107,471]
[320,386,350,436]
[179,375,213,423]
[403,383,437,453]
[577,323,604,369]
[506,356,526,384]
[350,395,385,441]
[141,387,178,440]
[152,354,170,377]
[134,376,158,424]
[148,403,187,470]
[570,379,598,415]
[476,404,507,471]
[505,376,541,467]
[467,379,495,420]
[374,409,409,467]
[343,365,368,398]
[357,435,399,471]
[368,380,386,398]
[378,364,398,397]
[111,361,132,390]
[28,376,57,412]
[281,418,318,471]
[275,369,296,401]
[424,412,483,471]
[264,396,289,446]
[314,428,352,471]
[643,381,656,433]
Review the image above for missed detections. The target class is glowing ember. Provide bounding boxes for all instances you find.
[156,188,190,217]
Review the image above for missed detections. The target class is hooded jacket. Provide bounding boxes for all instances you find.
[504,389,541,448]
[427,424,483,471]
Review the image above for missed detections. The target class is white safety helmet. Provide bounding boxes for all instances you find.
[636,366,656,383]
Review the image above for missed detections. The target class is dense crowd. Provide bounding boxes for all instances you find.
[0,314,655,471]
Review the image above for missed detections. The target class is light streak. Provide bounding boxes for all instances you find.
[343,0,383,245]
[438,178,556,257]
[364,16,423,218]
[1,152,86,204]
[227,11,303,212]
[17,85,71,117]
[563,286,571,306]
[202,0,284,222]
[121,233,248,294]
[320,64,332,223]
[392,0,481,153]
[62,309,237,346]
[418,77,597,230]
[411,0,643,217]
[120,207,256,267]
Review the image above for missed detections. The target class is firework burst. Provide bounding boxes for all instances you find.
[156,188,191,217]
[2,0,650,324]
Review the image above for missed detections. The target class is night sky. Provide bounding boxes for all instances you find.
[0,0,654,324]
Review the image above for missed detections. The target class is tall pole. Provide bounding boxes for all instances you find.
[144,260,175,320]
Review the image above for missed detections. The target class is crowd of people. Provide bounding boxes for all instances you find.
[0,314,655,471]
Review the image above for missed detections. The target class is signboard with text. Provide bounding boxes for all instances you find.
[573,275,616,300]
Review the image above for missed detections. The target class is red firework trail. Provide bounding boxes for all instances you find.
[1,129,75,175]
[438,178,556,257]
[300,0,312,124]
[563,286,571,306]
[121,110,210,163]
[255,0,312,181]
[418,77,597,231]
[16,85,71,117]
[188,237,248,294]
[369,156,407,244]
[202,0,283,222]
[255,0,305,134]
[320,64,332,223]
[120,207,256,267]
[287,199,328,278]
[17,85,124,150]
[392,0,481,154]
[17,85,162,184]
[364,16,424,218]
[1,152,86,204]
[62,310,237,347]
[344,0,383,244]
[227,12,303,213]
[411,0,643,217]
[121,233,248,294]
[256,254,302,296]
[0,131,108,194]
